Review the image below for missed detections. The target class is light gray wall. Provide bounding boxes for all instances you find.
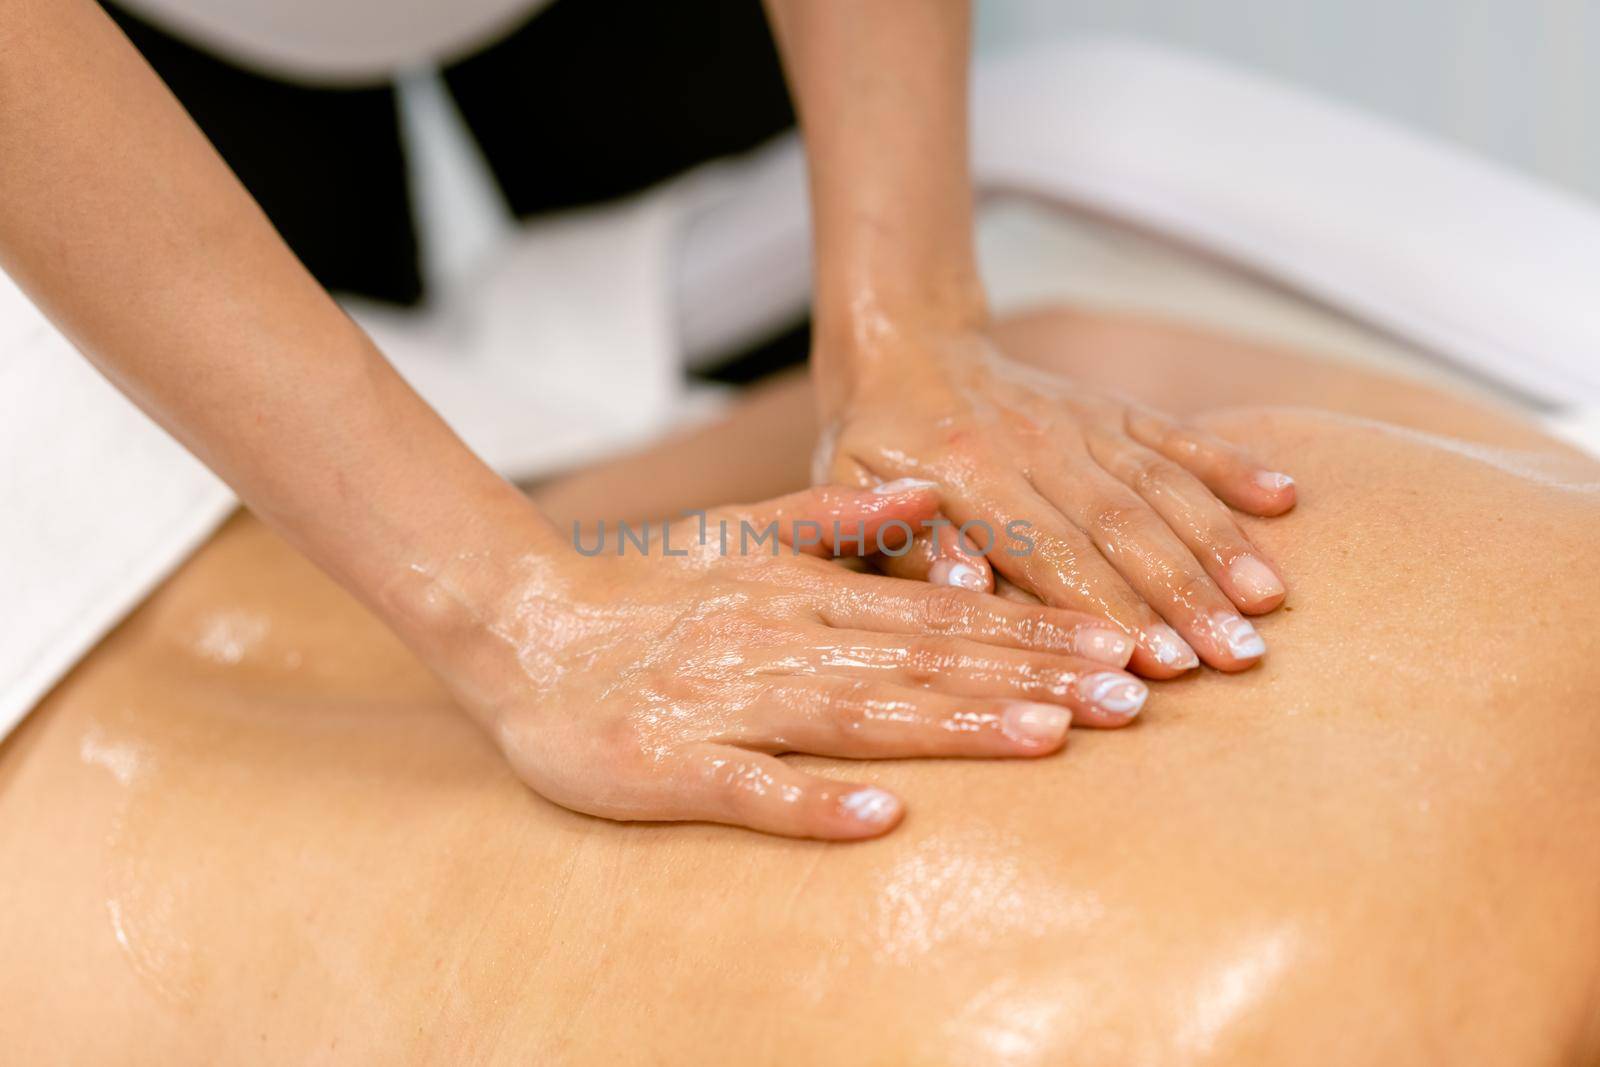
[975,0,1599,205]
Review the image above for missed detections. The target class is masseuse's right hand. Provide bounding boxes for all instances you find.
[458,483,1145,839]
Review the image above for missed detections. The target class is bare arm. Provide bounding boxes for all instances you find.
[0,0,1147,837]
[765,0,1300,676]
[761,0,986,400]
[0,0,560,640]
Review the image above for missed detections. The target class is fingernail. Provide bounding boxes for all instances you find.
[840,787,901,824]
[1254,471,1294,492]
[1000,701,1072,746]
[1076,628,1134,664]
[1147,624,1199,670]
[873,478,938,495]
[929,559,987,591]
[1228,555,1285,602]
[1214,613,1267,659]
[1076,672,1148,718]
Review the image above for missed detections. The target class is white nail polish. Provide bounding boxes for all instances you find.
[1077,672,1148,717]
[840,787,900,824]
[1228,555,1285,601]
[1254,471,1295,491]
[1000,702,1071,745]
[872,478,938,495]
[1147,625,1200,670]
[1214,613,1267,659]
[929,560,986,591]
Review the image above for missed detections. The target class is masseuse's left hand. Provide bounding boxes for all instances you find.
[768,0,1294,675]
[817,323,1295,677]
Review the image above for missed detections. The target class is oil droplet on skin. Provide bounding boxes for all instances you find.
[869,829,1105,966]
[944,975,1089,1066]
[1173,926,1300,1058]
[191,611,270,666]
[79,723,151,787]
[78,714,200,1009]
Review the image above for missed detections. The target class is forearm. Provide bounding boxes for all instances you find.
[0,0,562,667]
[763,0,985,404]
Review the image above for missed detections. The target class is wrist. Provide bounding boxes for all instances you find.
[811,288,990,415]
[372,493,583,727]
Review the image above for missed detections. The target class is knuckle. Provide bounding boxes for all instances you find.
[700,753,777,817]
[920,586,975,634]
[825,679,876,735]
[943,428,989,459]
[591,716,658,779]
[1162,422,1205,459]
[1174,571,1220,606]
[662,611,708,646]
[1129,411,1179,448]
[714,768,768,822]
[1001,606,1048,647]
[713,608,774,645]
[1200,519,1247,553]
[903,636,955,684]
[1088,500,1147,539]
[1127,455,1178,496]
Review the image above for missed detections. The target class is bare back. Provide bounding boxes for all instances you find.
[3,312,1598,1065]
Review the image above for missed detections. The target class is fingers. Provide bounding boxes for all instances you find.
[731,677,1075,757]
[670,743,906,840]
[942,478,1200,678]
[1125,407,1296,517]
[829,458,996,593]
[725,482,939,558]
[812,571,1135,667]
[1088,433,1287,614]
[874,512,995,592]
[649,647,1145,839]
[1030,464,1267,672]
[746,628,1147,728]
[993,575,1041,604]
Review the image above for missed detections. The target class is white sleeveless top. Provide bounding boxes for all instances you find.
[113,0,552,84]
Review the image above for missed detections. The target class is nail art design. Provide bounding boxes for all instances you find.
[1147,624,1200,670]
[929,560,986,591]
[840,787,900,824]
[1213,613,1267,659]
[1254,471,1295,491]
[1077,672,1148,717]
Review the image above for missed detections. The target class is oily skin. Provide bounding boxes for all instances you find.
[764,0,1295,673]
[456,484,1145,840]
[818,330,1293,675]
[2,312,1599,1064]
[4,0,1262,832]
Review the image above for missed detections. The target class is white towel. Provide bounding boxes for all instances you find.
[0,273,233,739]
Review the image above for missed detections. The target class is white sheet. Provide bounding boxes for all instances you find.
[970,39,1600,410]
[0,277,234,739]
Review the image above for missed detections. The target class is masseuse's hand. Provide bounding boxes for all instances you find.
[764,0,1294,677]
[817,326,1296,677]
[464,484,1146,840]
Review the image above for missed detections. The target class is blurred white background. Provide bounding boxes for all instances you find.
[975,0,1599,205]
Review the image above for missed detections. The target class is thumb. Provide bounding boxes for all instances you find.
[873,511,994,591]
[725,480,941,559]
